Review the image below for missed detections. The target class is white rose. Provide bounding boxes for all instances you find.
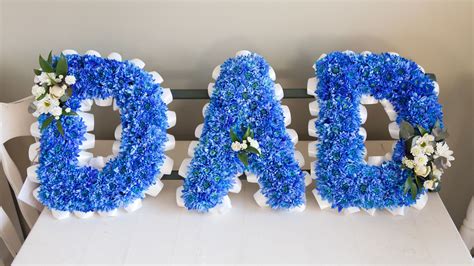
[31,85,45,97]
[414,155,428,167]
[414,165,430,177]
[231,141,241,152]
[410,145,423,157]
[423,180,435,190]
[50,85,66,99]
[241,143,248,150]
[65,75,76,85]
[50,106,63,117]
[37,72,50,85]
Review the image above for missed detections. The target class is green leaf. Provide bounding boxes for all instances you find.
[404,136,416,160]
[246,146,261,156]
[47,51,53,64]
[55,53,68,76]
[243,126,251,140]
[39,55,54,73]
[40,116,54,131]
[62,110,77,116]
[415,175,422,189]
[417,125,428,136]
[399,120,415,140]
[28,102,37,114]
[238,153,249,167]
[34,68,42,75]
[35,93,47,101]
[403,176,411,194]
[59,87,72,102]
[410,179,418,200]
[56,120,64,136]
[230,128,239,142]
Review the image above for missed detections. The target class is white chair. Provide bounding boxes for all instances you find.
[0,207,22,259]
[0,96,39,229]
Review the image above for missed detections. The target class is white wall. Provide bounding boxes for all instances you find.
[0,0,472,229]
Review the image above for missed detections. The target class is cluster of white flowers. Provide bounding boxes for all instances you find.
[402,133,454,190]
[231,136,261,153]
[31,72,76,119]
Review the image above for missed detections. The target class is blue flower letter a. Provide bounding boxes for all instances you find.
[177,51,307,213]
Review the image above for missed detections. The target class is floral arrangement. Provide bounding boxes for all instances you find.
[400,120,454,198]
[312,51,449,211]
[30,52,78,134]
[30,51,172,214]
[230,126,261,166]
[180,52,305,212]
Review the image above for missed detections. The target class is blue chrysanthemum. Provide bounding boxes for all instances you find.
[313,52,443,210]
[36,54,169,212]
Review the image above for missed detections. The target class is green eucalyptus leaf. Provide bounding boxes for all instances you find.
[410,179,417,200]
[403,176,411,194]
[40,116,54,131]
[404,136,416,160]
[33,69,42,75]
[47,51,53,64]
[399,120,415,140]
[238,152,249,167]
[56,120,64,136]
[230,128,239,142]
[62,111,77,116]
[39,55,54,73]
[243,126,251,140]
[246,146,261,156]
[417,125,428,136]
[28,102,37,113]
[36,93,47,101]
[55,53,68,76]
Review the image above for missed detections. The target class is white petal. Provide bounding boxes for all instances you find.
[235,50,251,57]
[62,49,78,55]
[130,58,145,69]
[150,71,164,84]
[179,158,192,178]
[107,52,122,61]
[166,111,176,128]
[212,65,221,80]
[388,122,400,139]
[124,199,142,213]
[85,50,101,57]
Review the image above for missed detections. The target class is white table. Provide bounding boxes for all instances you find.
[13,141,473,265]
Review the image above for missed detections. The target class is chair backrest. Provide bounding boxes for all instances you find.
[0,96,39,229]
[0,207,22,257]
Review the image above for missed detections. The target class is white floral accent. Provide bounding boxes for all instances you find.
[31,85,45,97]
[241,143,248,150]
[423,179,436,190]
[231,141,241,151]
[414,165,430,177]
[50,106,63,117]
[434,142,455,167]
[49,85,66,99]
[414,154,428,167]
[410,145,423,157]
[402,157,414,169]
[65,75,76,85]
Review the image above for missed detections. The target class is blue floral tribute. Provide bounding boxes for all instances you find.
[32,51,171,214]
[180,52,306,212]
[311,51,443,211]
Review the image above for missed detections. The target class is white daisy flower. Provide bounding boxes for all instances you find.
[434,142,455,168]
[402,157,415,169]
[50,106,63,117]
[410,145,423,157]
[414,154,428,167]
